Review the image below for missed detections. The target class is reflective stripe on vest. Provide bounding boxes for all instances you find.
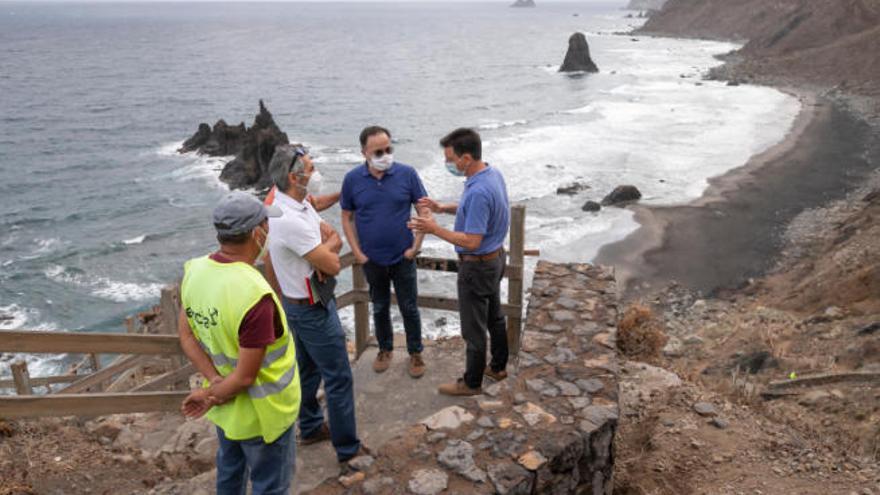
[198,335,291,371]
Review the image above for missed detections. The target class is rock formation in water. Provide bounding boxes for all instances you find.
[559,33,599,73]
[601,185,642,206]
[510,0,535,8]
[179,100,290,190]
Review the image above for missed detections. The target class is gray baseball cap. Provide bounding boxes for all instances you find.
[213,191,282,236]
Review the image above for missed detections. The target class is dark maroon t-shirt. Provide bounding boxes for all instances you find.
[209,252,283,348]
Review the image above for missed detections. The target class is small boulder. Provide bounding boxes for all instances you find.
[601,185,642,206]
[559,33,599,73]
[408,469,448,495]
[582,200,601,212]
[420,405,474,430]
[693,402,717,417]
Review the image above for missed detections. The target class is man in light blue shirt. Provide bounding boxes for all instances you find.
[409,128,510,396]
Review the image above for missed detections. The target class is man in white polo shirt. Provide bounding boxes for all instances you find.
[263,144,363,466]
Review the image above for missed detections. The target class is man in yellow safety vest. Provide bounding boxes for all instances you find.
[178,190,301,495]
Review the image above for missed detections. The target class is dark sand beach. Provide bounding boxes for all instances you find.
[596,91,879,297]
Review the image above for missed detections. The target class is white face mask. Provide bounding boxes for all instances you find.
[305,169,323,196]
[370,154,394,171]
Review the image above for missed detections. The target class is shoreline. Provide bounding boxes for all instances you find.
[595,87,877,297]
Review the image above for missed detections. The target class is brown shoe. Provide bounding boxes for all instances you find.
[438,378,482,396]
[373,349,392,373]
[301,422,331,445]
[408,353,426,379]
[484,367,508,381]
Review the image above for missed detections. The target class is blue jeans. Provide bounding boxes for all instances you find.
[215,424,295,495]
[362,258,424,354]
[282,298,361,462]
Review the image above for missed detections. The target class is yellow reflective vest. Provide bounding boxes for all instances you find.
[181,255,300,443]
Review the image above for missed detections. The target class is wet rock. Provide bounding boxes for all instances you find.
[420,406,475,431]
[408,469,448,495]
[438,439,487,483]
[487,462,533,495]
[559,33,599,73]
[693,402,717,417]
[582,200,602,212]
[556,182,590,195]
[179,100,291,191]
[601,185,642,206]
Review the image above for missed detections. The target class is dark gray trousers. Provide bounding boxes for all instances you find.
[457,253,509,389]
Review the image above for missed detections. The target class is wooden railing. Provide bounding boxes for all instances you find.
[0,205,532,419]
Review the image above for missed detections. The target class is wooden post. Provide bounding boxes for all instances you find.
[88,353,101,372]
[159,285,185,369]
[352,263,370,359]
[11,361,32,396]
[506,205,526,356]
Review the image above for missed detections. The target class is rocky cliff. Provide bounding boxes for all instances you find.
[638,0,880,95]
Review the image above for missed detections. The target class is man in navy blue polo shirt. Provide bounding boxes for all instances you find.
[408,128,510,396]
[341,126,429,378]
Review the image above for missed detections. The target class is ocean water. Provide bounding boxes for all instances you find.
[0,1,800,377]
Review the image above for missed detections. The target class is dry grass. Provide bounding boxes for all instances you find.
[617,303,668,360]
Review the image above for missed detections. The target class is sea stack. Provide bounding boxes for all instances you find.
[559,33,599,73]
[510,0,536,8]
[179,100,291,191]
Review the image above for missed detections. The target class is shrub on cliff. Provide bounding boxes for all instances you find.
[617,303,668,360]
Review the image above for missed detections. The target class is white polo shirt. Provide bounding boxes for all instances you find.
[268,191,322,299]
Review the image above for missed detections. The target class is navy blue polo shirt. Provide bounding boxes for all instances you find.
[340,162,428,266]
[455,165,510,255]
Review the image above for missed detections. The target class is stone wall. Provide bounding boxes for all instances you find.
[307,261,620,495]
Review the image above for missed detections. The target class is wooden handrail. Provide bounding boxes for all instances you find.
[0,391,190,419]
[0,331,182,355]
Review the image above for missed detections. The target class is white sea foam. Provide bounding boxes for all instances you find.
[490,34,801,263]
[158,140,231,189]
[123,235,146,245]
[44,265,163,303]
[477,119,528,131]
[0,304,29,330]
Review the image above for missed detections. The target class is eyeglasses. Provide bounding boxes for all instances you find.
[371,146,393,158]
[289,146,309,173]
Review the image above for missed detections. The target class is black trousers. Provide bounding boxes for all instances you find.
[457,253,509,388]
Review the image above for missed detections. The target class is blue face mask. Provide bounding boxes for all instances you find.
[445,160,465,177]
